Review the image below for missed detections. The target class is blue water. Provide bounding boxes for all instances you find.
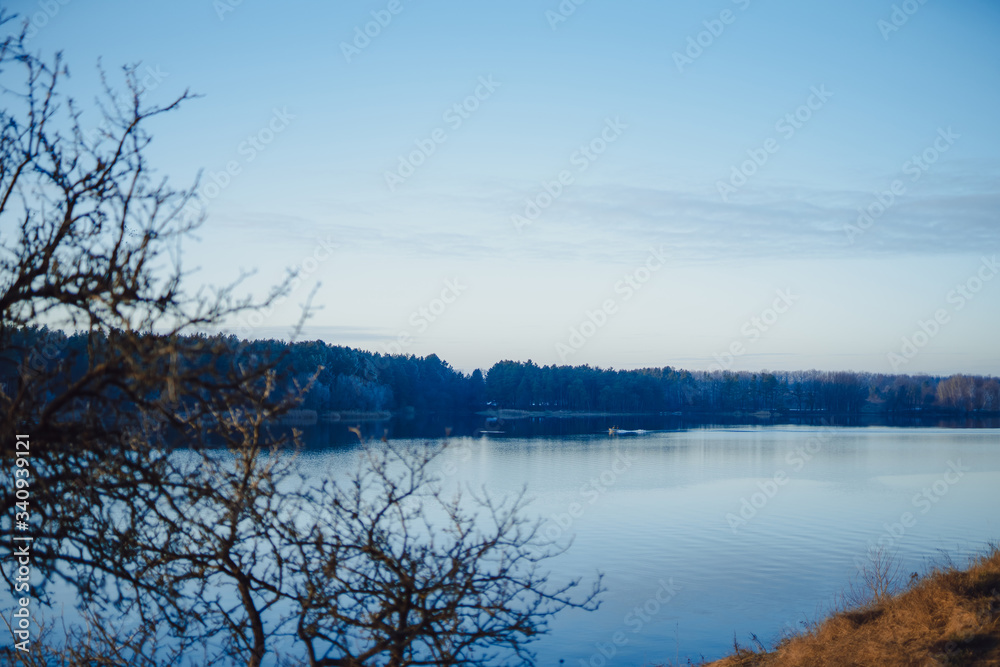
[8,425,998,665]
[300,425,1000,665]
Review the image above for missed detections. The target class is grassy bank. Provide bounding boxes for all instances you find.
[706,544,1000,667]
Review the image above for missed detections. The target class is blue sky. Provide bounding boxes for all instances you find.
[9,0,1000,374]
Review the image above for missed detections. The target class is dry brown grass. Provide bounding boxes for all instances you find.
[706,544,1000,667]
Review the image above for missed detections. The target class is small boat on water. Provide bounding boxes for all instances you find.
[608,426,647,436]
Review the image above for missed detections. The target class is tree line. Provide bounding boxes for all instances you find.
[7,327,996,418]
[3,327,487,416]
[483,361,1000,415]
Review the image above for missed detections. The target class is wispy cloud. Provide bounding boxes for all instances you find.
[200,162,999,266]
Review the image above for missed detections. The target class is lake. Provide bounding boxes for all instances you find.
[298,423,1000,665]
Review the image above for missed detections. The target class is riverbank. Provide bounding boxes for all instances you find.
[476,408,1000,421]
[704,544,1000,666]
[476,409,667,419]
[278,409,392,425]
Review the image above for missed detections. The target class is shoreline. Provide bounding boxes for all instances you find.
[703,543,1000,666]
[475,408,1000,420]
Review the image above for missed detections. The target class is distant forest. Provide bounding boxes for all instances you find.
[5,327,999,416]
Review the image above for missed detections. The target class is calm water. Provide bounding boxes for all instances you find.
[299,425,1000,666]
[11,425,997,665]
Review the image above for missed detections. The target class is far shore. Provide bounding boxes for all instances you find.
[278,409,393,425]
[274,406,1000,426]
[475,407,1000,420]
[476,408,670,419]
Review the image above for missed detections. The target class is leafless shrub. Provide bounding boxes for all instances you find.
[0,12,599,666]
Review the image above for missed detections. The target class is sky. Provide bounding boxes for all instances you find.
[6,0,1000,375]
